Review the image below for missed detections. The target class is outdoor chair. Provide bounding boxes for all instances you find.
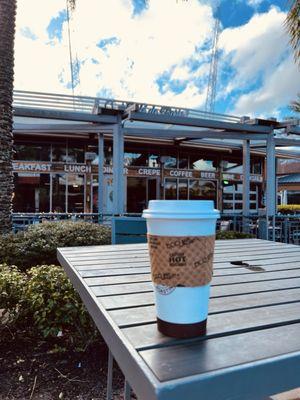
[111,216,147,244]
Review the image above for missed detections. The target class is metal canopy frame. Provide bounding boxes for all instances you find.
[12,90,300,220]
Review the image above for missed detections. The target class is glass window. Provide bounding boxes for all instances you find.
[105,145,113,166]
[251,161,262,174]
[67,174,85,213]
[52,173,66,212]
[178,153,188,169]
[178,179,188,199]
[127,177,147,213]
[161,155,177,169]
[67,145,85,163]
[288,192,300,204]
[13,173,50,212]
[52,144,67,162]
[189,180,202,200]
[15,144,51,161]
[148,153,160,168]
[222,160,242,173]
[124,147,148,166]
[89,144,112,167]
[190,156,216,171]
[164,178,177,199]
[189,180,217,206]
[92,175,99,213]
[125,152,146,166]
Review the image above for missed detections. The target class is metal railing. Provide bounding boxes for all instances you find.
[218,214,300,245]
[12,212,300,245]
[13,90,241,123]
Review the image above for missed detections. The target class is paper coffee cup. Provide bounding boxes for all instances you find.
[142,200,220,338]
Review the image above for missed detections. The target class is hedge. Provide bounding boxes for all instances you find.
[0,264,98,347]
[0,221,111,271]
[216,231,255,240]
[278,205,300,215]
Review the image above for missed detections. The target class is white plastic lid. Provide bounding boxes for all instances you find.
[142,200,220,219]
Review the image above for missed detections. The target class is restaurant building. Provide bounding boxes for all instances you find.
[12,90,300,218]
[277,159,300,204]
[12,129,266,215]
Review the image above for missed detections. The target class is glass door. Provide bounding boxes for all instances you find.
[126,177,158,213]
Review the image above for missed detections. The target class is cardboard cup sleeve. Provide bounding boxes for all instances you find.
[147,234,215,287]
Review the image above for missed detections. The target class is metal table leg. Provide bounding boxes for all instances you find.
[124,380,131,400]
[106,350,113,400]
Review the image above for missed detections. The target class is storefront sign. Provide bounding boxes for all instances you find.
[64,164,92,173]
[13,161,261,183]
[222,173,263,183]
[13,162,52,172]
[137,103,188,117]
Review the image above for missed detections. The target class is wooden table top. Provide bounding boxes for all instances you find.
[57,239,300,400]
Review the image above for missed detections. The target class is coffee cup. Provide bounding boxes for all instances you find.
[142,200,219,338]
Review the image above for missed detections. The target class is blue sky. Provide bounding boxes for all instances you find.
[14,0,299,119]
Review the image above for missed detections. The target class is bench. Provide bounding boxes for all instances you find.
[111,217,147,244]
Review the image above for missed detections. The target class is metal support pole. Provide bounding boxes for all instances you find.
[113,120,124,215]
[106,350,113,400]
[124,380,131,400]
[243,139,250,233]
[98,133,104,223]
[266,133,276,241]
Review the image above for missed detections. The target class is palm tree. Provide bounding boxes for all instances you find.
[0,0,76,234]
[285,1,300,114]
[0,0,17,234]
[290,94,300,113]
[285,0,300,66]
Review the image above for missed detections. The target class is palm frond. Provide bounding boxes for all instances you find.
[285,0,300,66]
[290,94,300,113]
[67,0,76,12]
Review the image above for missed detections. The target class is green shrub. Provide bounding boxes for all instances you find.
[278,204,300,215]
[24,265,97,344]
[216,231,255,240]
[0,264,98,347]
[0,264,27,324]
[0,221,111,270]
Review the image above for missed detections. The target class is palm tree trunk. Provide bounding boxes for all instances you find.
[0,0,17,234]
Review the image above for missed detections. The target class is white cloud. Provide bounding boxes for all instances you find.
[247,0,264,7]
[233,55,299,117]
[220,7,289,83]
[13,0,299,119]
[219,6,300,117]
[70,0,213,107]
[14,0,214,108]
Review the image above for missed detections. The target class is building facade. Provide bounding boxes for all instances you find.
[277,159,300,204]
[13,134,265,215]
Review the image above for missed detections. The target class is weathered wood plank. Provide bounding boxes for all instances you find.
[79,264,284,279]
[139,323,300,382]
[91,274,300,297]
[67,246,300,267]
[122,302,300,349]
[80,266,151,278]
[108,288,300,327]
[64,243,296,262]
[98,277,300,309]
[85,268,300,287]
[72,256,300,272]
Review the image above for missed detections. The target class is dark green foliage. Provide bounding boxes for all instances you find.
[0,221,111,270]
[0,264,98,347]
[216,231,255,240]
[24,265,97,343]
[278,204,300,214]
[0,264,26,324]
